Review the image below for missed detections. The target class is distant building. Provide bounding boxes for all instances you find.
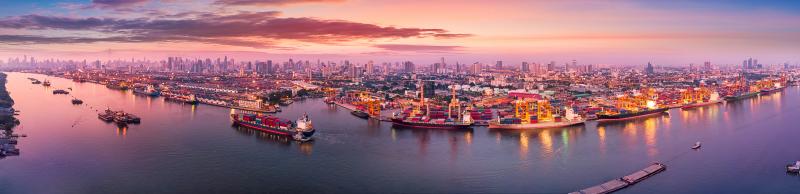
[521,62,530,72]
[645,62,655,74]
[495,61,503,70]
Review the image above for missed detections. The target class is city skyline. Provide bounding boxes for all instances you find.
[1,0,800,65]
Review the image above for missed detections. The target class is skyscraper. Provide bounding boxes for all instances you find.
[496,61,503,70]
[521,62,530,72]
[646,62,655,74]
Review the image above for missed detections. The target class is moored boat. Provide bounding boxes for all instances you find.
[351,110,370,119]
[597,107,669,122]
[71,99,83,105]
[489,104,585,130]
[724,91,759,101]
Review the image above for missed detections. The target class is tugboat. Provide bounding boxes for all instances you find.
[787,161,800,173]
[231,110,315,141]
[71,98,83,105]
[691,142,702,149]
[351,110,370,119]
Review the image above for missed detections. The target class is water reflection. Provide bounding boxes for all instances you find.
[391,127,474,157]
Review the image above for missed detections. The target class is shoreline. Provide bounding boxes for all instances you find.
[0,72,19,131]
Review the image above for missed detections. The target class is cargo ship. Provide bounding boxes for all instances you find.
[231,110,315,141]
[598,89,668,121]
[680,89,722,110]
[390,81,473,130]
[597,107,669,121]
[723,91,759,101]
[105,82,129,90]
[489,102,585,130]
[351,110,370,119]
[164,94,199,105]
[133,85,160,97]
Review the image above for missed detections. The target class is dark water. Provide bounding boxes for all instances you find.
[0,72,799,194]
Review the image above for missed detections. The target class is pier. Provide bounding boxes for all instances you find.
[570,163,666,194]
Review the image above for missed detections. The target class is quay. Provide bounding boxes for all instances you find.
[570,162,666,194]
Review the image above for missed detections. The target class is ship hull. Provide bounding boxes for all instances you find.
[390,118,472,130]
[680,100,722,110]
[488,120,585,130]
[351,111,370,119]
[724,92,759,101]
[760,87,785,95]
[598,108,668,122]
[233,120,315,140]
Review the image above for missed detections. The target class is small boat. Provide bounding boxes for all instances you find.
[53,89,69,95]
[42,80,51,86]
[691,142,702,149]
[71,99,83,105]
[787,161,800,173]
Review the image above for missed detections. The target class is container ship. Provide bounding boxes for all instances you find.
[133,85,160,97]
[391,81,473,130]
[164,94,199,105]
[598,89,668,121]
[105,82,129,90]
[231,110,315,141]
[597,107,669,121]
[680,88,722,110]
[722,75,759,102]
[489,100,584,130]
[723,91,759,101]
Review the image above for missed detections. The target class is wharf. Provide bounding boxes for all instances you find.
[570,162,666,194]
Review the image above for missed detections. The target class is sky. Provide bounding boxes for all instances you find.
[0,0,799,66]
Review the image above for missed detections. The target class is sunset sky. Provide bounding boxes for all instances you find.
[1,0,799,65]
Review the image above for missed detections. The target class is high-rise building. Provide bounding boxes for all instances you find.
[521,62,530,72]
[365,60,374,75]
[403,61,415,73]
[471,62,481,74]
[495,61,503,69]
[646,62,655,74]
[704,61,712,70]
[547,61,555,72]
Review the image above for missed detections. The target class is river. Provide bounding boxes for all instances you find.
[0,72,798,193]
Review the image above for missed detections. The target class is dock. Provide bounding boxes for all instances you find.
[570,162,666,194]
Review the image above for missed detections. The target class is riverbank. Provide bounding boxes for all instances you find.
[0,72,18,131]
